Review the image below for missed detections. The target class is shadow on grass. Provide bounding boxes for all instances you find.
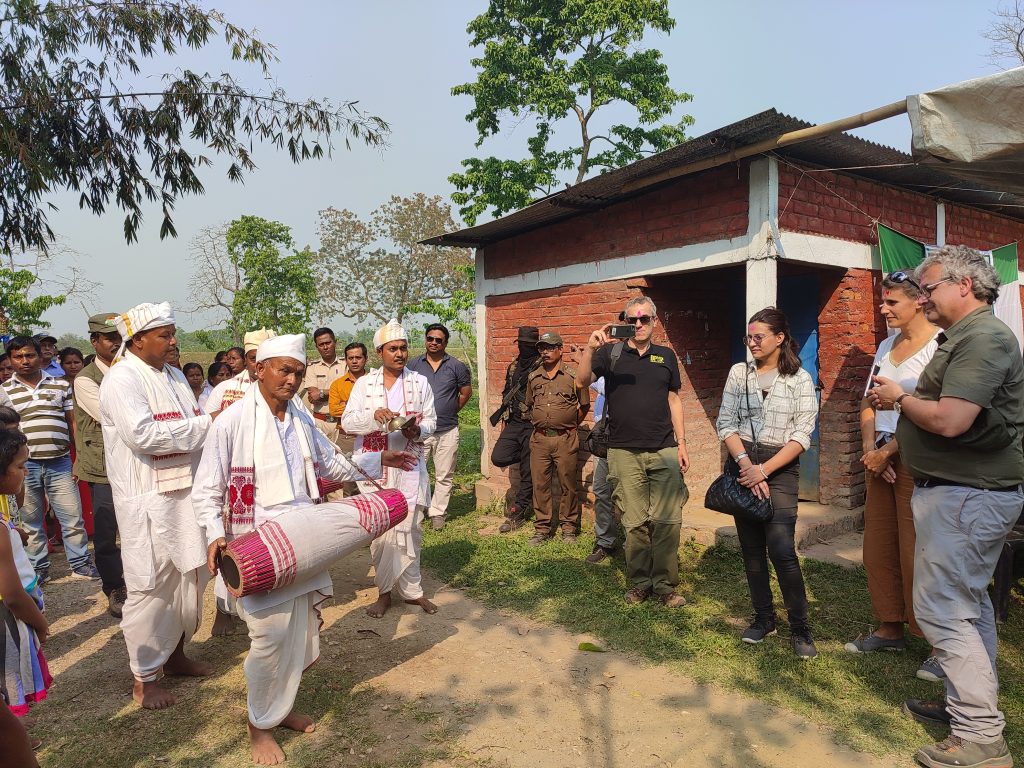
[423,493,1024,757]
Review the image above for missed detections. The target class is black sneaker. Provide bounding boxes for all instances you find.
[35,568,50,587]
[741,617,777,644]
[499,517,524,534]
[903,697,951,727]
[585,546,612,564]
[107,586,128,619]
[791,628,818,659]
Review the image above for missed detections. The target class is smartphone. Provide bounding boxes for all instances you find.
[863,363,881,397]
[608,324,636,339]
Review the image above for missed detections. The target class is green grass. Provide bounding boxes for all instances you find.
[422,488,1024,757]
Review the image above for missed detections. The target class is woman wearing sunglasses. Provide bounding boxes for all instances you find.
[846,272,940,673]
[716,307,819,658]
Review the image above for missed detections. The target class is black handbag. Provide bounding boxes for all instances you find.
[583,343,624,459]
[704,365,774,523]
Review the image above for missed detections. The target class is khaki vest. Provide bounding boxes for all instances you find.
[73,362,107,484]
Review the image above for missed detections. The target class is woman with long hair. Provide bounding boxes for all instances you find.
[846,272,940,677]
[716,307,819,658]
[57,348,84,382]
[198,362,229,413]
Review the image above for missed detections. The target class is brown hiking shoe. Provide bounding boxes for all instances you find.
[658,591,687,608]
[914,735,1012,768]
[107,586,127,619]
[624,586,652,604]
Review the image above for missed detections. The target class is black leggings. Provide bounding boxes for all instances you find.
[733,441,809,629]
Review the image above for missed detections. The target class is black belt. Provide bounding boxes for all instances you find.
[914,477,1021,493]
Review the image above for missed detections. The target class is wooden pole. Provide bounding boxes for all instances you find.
[621,99,909,194]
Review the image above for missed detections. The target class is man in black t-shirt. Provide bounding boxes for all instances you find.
[577,297,689,607]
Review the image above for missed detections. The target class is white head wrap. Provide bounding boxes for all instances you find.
[373,318,408,350]
[115,302,175,341]
[256,333,306,364]
[243,328,277,353]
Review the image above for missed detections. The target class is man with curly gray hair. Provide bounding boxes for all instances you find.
[870,244,1023,768]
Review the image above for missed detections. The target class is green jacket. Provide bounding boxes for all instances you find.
[73,361,107,484]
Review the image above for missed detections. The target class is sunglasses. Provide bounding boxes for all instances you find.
[628,315,653,326]
[888,271,922,292]
[425,336,446,344]
[742,333,777,346]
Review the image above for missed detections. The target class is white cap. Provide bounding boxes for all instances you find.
[373,319,407,349]
[243,328,277,352]
[115,302,175,340]
[256,333,306,364]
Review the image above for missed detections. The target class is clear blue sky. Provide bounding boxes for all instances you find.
[40,0,1006,335]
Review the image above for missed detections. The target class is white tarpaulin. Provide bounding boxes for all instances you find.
[907,67,1024,196]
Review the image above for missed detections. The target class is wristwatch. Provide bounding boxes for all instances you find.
[894,393,908,414]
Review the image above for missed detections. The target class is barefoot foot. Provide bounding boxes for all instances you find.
[405,597,438,614]
[133,679,178,710]
[164,655,214,677]
[248,722,286,765]
[212,609,237,637]
[280,710,315,733]
[366,591,392,618]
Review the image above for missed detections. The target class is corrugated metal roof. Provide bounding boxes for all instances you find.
[425,108,1024,247]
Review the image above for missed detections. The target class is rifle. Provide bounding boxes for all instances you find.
[488,358,539,427]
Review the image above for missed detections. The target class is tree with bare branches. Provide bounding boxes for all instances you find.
[985,0,1024,67]
[188,223,243,342]
[315,194,472,326]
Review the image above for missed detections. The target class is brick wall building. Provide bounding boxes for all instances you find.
[429,110,1024,515]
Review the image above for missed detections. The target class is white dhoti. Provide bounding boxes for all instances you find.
[370,503,425,598]
[236,588,328,729]
[120,556,208,682]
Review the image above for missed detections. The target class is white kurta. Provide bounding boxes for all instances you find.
[99,354,212,682]
[341,368,436,597]
[191,390,382,728]
[205,370,252,415]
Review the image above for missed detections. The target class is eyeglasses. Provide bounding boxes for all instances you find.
[742,333,777,346]
[888,271,922,292]
[425,336,446,344]
[628,315,653,326]
[920,277,956,296]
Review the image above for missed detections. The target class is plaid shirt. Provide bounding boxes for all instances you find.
[716,363,818,450]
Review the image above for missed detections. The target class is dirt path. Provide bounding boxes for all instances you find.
[34,550,900,768]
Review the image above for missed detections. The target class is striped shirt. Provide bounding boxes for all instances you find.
[3,373,74,460]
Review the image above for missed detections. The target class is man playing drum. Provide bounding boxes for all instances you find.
[192,333,415,765]
[342,319,438,619]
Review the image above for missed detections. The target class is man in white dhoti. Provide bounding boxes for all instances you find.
[206,328,276,636]
[205,329,276,418]
[193,333,415,765]
[99,302,213,710]
[342,319,438,618]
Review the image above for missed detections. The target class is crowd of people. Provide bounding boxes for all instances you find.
[0,244,1020,768]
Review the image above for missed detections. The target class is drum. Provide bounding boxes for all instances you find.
[219,488,408,598]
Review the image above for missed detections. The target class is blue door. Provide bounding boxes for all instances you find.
[777,275,821,501]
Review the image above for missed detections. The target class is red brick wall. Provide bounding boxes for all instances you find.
[778,164,936,244]
[817,268,885,508]
[483,271,740,500]
[482,164,749,280]
[945,204,1024,256]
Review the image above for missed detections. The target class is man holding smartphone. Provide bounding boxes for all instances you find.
[577,296,689,607]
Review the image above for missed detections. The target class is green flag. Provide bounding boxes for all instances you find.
[877,224,926,273]
[993,242,1018,285]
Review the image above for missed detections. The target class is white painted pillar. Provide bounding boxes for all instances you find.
[936,202,946,246]
[474,249,493,477]
[746,157,779,321]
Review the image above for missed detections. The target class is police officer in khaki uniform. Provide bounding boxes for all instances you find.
[302,327,347,444]
[525,332,589,545]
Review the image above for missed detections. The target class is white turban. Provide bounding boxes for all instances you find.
[115,302,175,340]
[256,333,306,364]
[243,328,277,353]
[373,319,408,349]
